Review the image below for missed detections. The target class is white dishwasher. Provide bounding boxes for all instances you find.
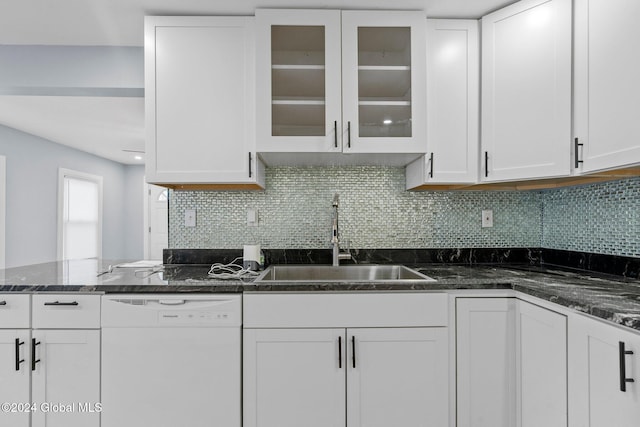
[101,294,241,427]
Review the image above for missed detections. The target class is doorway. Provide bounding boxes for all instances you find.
[0,155,5,269]
[145,183,169,260]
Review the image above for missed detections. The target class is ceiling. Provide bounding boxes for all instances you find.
[0,0,516,165]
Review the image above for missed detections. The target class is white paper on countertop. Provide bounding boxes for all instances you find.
[115,260,163,268]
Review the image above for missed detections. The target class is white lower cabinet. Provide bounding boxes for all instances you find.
[0,294,101,427]
[31,330,101,427]
[568,314,640,427]
[243,326,448,427]
[243,292,450,427]
[456,298,567,427]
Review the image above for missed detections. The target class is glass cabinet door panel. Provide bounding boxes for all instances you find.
[271,25,326,136]
[357,27,412,138]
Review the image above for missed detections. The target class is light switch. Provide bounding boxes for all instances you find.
[185,209,196,227]
[247,209,258,226]
[482,210,493,228]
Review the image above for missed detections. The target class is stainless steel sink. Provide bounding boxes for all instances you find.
[254,265,436,283]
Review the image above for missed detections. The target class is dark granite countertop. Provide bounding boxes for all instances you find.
[1,259,639,332]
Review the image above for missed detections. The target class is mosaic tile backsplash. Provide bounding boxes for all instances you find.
[542,177,640,257]
[169,167,542,250]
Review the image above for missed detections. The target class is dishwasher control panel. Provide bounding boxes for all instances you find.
[158,310,234,325]
[101,294,242,327]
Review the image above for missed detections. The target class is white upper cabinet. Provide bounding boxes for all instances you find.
[574,0,640,173]
[145,16,265,188]
[481,0,572,182]
[256,10,342,153]
[341,11,427,154]
[256,10,427,156]
[406,19,479,188]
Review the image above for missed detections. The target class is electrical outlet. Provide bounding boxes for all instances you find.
[482,210,493,228]
[184,209,196,227]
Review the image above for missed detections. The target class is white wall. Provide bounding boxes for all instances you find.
[0,124,144,267]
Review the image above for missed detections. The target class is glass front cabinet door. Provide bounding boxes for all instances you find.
[341,11,426,154]
[256,10,427,155]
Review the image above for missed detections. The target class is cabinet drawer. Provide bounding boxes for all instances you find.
[0,294,30,328]
[32,294,100,329]
[244,292,448,328]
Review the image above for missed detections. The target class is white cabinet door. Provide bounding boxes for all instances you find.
[31,329,100,427]
[145,17,263,186]
[347,327,449,427]
[574,0,640,173]
[256,9,342,152]
[102,327,240,427]
[516,301,567,427]
[457,298,517,427]
[481,0,571,182]
[568,314,640,427]
[0,329,30,427]
[243,328,346,427]
[341,11,427,154]
[406,19,479,188]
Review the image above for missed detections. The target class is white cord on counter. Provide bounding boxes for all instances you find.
[208,257,260,279]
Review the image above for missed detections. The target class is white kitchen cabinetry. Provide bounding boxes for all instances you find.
[243,293,450,427]
[406,19,479,188]
[457,298,517,427]
[573,0,640,173]
[0,294,100,427]
[568,313,640,427]
[31,295,101,427]
[256,10,426,157]
[516,299,567,427]
[145,16,265,188]
[456,298,567,427]
[0,295,31,427]
[481,0,572,182]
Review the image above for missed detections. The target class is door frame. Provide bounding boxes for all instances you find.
[0,155,5,269]
[143,181,169,260]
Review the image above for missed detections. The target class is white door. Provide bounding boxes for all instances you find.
[481,0,572,182]
[341,11,427,154]
[0,329,30,427]
[457,298,517,427]
[243,328,346,427]
[146,17,257,184]
[31,329,100,427]
[574,0,640,172]
[255,9,343,152]
[516,301,567,427]
[568,315,640,427]
[347,327,449,427]
[406,19,479,189]
[146,184,168,260]
[0,155,5,269]
[102,327,240,427]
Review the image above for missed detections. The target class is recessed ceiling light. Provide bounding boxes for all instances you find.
[134,155,142,160]
[383,119,393,125]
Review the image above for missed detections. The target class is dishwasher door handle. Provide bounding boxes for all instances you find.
[158,300,186,305]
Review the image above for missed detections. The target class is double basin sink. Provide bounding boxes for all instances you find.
[254,265,436,284]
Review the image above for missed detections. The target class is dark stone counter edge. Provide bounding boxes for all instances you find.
[3,279,640,332]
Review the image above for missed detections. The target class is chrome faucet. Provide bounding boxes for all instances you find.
[331,194,352,266]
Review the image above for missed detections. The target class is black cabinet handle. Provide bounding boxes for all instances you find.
[619,341,635,392]
[352,336,356,369]
[334,121,338,148]
[347,122,351,148]
[428,152,434,178]
[0,301,6,306]
[574,138,583,169]
[15,338,25,371]
[44,301,78,306]
[31,338,41,371]
[248,152,253,178]
[338,336,342,369]
[484,151,489,178]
